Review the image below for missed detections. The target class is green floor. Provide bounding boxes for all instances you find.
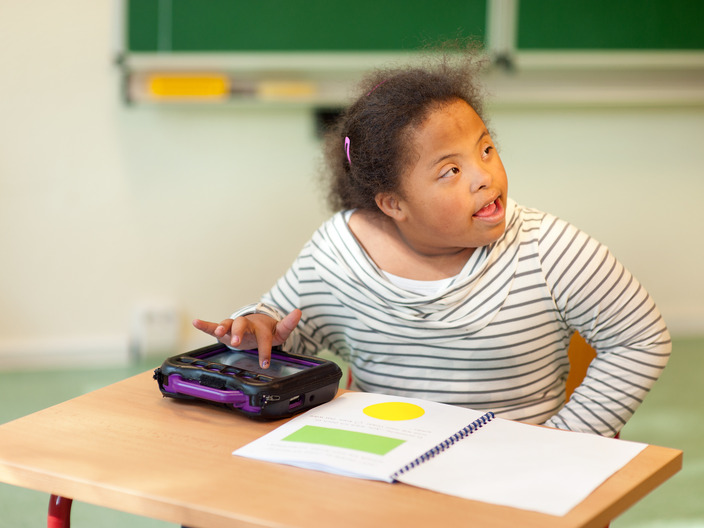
[0,340,701,528]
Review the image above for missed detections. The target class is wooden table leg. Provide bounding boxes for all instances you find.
[48,495,72,528]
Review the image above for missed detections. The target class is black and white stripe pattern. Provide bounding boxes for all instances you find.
[258,200,671,437]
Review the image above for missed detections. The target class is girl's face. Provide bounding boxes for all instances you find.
[381,99,508,257]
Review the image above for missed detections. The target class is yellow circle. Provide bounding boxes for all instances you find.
[363,402,426,421]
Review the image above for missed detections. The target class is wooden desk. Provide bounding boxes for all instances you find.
[0,371,682,528]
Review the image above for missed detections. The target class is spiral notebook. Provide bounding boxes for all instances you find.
[234,392,646,516]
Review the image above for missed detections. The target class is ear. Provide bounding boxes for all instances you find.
[375,192,406,221]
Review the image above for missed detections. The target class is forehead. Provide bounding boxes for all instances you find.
[413,99,484,144]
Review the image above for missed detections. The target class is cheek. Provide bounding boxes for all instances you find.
[403,185,471,228]
[416,195,460,222]
[427,200,471,232]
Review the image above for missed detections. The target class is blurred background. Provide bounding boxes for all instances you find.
[0,1,702,526]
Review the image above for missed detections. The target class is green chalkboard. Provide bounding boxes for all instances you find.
[126,0,703,55]
[127,0,487,52]
[518,0,704,50]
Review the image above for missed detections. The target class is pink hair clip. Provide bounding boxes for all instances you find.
[367,79,387,96]
[344,136,351,165]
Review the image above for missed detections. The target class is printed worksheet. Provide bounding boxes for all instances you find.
[234,392,647,516]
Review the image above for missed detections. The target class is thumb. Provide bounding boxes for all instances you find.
[273,309,302,344]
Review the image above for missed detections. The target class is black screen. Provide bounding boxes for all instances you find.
[204,350,306,378]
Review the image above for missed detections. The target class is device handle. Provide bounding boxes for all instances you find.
[164,375,248,406]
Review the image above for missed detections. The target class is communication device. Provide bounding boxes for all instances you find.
[154,343,342,419]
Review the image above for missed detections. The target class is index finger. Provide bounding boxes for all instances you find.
[252,322,275,369]
[230,314,276,368]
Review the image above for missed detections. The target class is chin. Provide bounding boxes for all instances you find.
[481,223,507,247]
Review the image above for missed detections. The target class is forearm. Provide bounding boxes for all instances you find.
[545,324,671,436]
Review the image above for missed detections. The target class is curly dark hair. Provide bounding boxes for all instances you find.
[322,49,489,212]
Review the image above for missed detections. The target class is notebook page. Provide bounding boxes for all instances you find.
[396,417,647,516]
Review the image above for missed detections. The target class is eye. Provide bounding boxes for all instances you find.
[440,166,460,179]
[482,145,494,159]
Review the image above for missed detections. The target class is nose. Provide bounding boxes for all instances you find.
[469,164,492,194]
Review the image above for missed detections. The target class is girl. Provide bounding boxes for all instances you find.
[193,55,671,437]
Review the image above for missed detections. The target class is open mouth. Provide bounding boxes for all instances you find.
[473,198,502,219]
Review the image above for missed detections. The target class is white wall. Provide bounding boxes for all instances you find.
[1,2,702,368]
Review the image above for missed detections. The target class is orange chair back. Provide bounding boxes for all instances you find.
[565,332,596,402]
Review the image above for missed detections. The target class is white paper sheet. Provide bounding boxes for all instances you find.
[395,418,646,516]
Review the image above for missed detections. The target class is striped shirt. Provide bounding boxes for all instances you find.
[247,199,671,437]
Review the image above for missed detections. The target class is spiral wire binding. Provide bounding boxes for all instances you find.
[391,411,495,480]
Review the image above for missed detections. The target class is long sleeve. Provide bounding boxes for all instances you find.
[539,214,671,436]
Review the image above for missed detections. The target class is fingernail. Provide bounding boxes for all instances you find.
[261,360,270,369]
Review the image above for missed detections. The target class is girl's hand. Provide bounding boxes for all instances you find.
[192,309,302,368]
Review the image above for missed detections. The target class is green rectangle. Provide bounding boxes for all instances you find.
[127,0,486,52]
[518,0,704,50]
[283,425,405,455]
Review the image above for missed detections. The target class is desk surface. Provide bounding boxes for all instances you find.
[0,370,682,528]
